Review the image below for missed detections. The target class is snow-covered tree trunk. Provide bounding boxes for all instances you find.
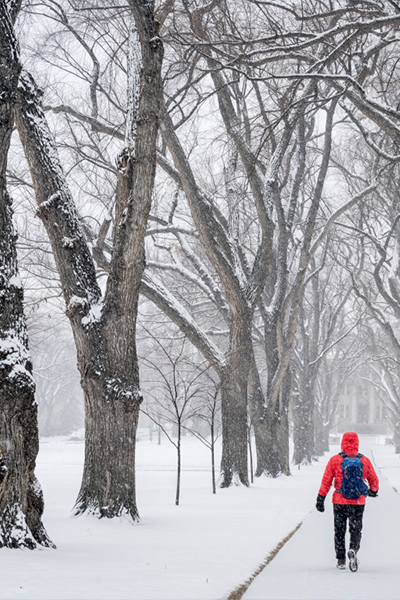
[0,0,54,549]
[12,1,164,520]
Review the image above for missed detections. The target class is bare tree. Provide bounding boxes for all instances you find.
[140,328,209,505]
[3,0,165,521]
[291,249,356,465]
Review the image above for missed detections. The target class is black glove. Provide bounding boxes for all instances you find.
[0,459,7,483]
[316,494,326,512]
[367,489,378,497]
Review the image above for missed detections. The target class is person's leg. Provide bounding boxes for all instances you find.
[333,504,347,560]
[348,505,365,552]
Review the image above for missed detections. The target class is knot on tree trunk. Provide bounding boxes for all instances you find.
[105,377,143,410]
[117,147,136,175]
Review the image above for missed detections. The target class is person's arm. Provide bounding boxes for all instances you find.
[316,458,334,512]
[364,457,379,497]
[319,457,335,495]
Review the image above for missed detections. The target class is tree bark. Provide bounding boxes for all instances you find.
[292,377,315,466]
[259,369,291,477]
[248,352,273,477]
[253,307,291,477]
[0,0,54,548]
[219,310,252,486]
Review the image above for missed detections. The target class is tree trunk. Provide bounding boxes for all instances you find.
[253,311,291,477]
[314,408,329,456]
[74,375,141,517]
[211,417,216,494]
[219,311,251,487]
[292,396,315,465]
[256,369,291,477]
[292,368,315,465]
[393,412,400,454]
[0,186,55,549]
[175,422,181,506]
[0,0,53,549]
[247,353,272,477]
[248,425,254,484]
[219,377,249,487]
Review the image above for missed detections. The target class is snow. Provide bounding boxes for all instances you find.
[62,237,76,249]
[81,300,104,326]
[38,192,61,212]
[0,436,399,599]
[125,20,142,154]
[8,274,22,288]
[0,332,35,384]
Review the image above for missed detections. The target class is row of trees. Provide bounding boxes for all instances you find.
[1,0,400,548]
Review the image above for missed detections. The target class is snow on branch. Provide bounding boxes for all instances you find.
[310,183,377,255]
[126,19,143,155]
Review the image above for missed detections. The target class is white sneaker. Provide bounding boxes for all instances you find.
[348,549,359,572]
[336,559,346,570]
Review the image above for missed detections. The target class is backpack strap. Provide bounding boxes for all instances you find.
[335,452,346,492]
[340,451,364,459]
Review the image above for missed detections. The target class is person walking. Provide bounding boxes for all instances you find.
[315,432,379,571]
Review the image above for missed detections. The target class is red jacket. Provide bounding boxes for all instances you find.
[318,432,379,505]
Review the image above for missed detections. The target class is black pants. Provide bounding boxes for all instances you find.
[333,504,365,560]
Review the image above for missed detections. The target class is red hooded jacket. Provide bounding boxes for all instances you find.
[318,432,379,505]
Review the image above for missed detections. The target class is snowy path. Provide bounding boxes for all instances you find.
[243,449,400,600]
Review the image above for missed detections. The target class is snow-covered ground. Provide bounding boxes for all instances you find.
[0,434,399,600]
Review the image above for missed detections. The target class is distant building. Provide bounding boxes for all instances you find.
[334,374,390,435]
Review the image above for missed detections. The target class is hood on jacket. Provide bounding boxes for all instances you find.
[341,431,359,456]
